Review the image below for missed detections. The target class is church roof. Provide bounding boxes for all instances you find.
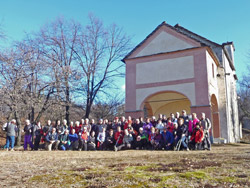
[174,24,221,47]
[122,22,235,71]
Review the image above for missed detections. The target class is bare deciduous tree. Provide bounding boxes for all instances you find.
[0,15,129,138]
[0,46,33,145]
[73,15,130,118]
[238,65,250,121]
[91,93,125,120]
[34,18,81,123]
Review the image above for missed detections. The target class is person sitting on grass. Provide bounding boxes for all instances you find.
[79,127,89,151]
[161,127,174,150]
[68,129,79,150]
[134,127,148,150]
[127,126,137,147]
[45,127,59,151]
[115,129,133,151]
[97,127,106,150]
[114,126,124,150]
[88,131,96,151]
[59,129,70,151]
[149,127,157,150]
[153,128,162,150]
[105,129,115,150]
[190,123,204,150]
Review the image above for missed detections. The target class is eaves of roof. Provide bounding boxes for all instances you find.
[223,46,236,71]
[122,21,206,63]
[174,24,221,47]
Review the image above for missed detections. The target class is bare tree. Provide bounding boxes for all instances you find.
[0,15,130,134]
[73,15,131,118]
[238,65,250,121]
[0,47,32,145]
[91,93,125,120]
[14,39,59,123]
[34,18,81,123]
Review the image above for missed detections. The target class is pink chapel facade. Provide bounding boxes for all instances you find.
[123,22,241,143]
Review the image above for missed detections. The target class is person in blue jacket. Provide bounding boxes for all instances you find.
[161,127,174,150]
[68,129,79,150]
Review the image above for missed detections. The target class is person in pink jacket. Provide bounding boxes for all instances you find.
[188,113,200,136]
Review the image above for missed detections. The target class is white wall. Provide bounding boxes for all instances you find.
[223,52,240,142]
[135,31,194,57]
[136,56,194,84]
[206,52,219,100]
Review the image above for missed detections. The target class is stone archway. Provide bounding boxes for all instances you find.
[211,94,220,138]
[142,91,191,117]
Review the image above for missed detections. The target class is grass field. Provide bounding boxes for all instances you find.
[0,143,250,188]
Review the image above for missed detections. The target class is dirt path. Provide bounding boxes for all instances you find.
[0,143,250,187]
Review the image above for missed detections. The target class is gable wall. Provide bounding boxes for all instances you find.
[129,25,201,59]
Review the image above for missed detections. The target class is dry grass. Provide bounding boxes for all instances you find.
[0,143,250,187]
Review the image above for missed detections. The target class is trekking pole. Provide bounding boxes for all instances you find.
[175,139,182,151]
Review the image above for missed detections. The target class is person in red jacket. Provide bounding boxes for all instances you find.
[190,123,204,150]
[114,126,124,149]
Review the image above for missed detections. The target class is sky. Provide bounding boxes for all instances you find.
[0,0,250,90]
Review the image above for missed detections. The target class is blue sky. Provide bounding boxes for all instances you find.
[0,0,249,85]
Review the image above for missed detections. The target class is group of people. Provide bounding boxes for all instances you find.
[2,110,212,152]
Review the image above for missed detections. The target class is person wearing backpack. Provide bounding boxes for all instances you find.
[200,113,212,150]
[4,119,18,151]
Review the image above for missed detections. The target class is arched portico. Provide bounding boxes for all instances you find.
[141,91,191,118]
[211,94,220,138]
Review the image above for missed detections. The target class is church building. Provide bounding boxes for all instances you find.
[123,21,241,143]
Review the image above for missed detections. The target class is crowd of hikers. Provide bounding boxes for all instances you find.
[2,110,212,152]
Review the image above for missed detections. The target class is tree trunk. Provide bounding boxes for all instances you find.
[65,85,70,123]
[85,98,93,118]
[14,111,22,146]
[29,107,35,123]
[85,104,91,119]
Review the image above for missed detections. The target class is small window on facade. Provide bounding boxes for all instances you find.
[212,63,215,78]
